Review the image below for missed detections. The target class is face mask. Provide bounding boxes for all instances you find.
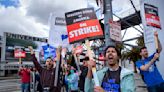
[70,70,74,74]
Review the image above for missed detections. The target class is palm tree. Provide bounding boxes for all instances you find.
[121,36,144,73]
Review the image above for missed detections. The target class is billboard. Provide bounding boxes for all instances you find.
[65,8,103,43]
[5,32,47,62]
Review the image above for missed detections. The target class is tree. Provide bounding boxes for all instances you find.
[121,36,144,73]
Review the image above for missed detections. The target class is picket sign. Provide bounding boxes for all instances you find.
[14,49,25,66]
[85,39,100,86]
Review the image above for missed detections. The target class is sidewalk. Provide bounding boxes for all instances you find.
[1,73,148,92]
[134,73,148,92]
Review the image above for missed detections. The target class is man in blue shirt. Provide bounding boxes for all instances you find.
[136,32,164,92]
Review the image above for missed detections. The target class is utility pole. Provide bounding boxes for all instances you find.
[104,0,115,46]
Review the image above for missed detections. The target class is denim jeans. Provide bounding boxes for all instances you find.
[21,83,30,92]
[148,82,164,92]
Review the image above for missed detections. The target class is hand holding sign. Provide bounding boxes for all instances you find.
[65,8,102,87]
[154,31,158,37]
[85,39,100,86]
[87,59,96,70]
[28,46,34,54]
[154,31,159,53]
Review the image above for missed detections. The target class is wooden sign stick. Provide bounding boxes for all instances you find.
[85,39,100,86]
[154,32,159,53]
[19,57,22,68]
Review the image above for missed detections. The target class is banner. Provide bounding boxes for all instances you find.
[48,13,70,47]
[65,8,103,43]
[42,44,56,60]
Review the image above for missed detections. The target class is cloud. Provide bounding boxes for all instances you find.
[0,1,48,37]
[23,0,87,25]
[0,0,141,43]
[0,0,88,38]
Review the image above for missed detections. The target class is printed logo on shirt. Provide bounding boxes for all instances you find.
[102,79,120,92]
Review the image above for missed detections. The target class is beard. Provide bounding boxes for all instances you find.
[106,59,117,66]
[107,57,118,66]
[47,64,53,69]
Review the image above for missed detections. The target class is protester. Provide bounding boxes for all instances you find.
[64,64,71,92]
[30,67,42,92]
[78,56,88,92]
[65,66,79,92]
[85,46,135,92]
[28,46,62,92]
[18,65,31,92]
[136,31,164,92]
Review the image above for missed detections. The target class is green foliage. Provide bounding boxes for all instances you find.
[121,36,144,62]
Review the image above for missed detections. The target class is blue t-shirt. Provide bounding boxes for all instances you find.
[136,53,164,87]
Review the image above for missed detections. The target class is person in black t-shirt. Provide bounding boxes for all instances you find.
[85,46,135,92]
[78,57,89,92]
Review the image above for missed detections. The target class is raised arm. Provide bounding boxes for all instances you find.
[28,46,43,72]
[139,53,159,71]
[154,31,162,53]
[54,46,62,86]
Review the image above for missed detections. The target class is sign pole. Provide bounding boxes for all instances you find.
[104,0,115,46]
[85,39,100,86]
[19,57,22,67]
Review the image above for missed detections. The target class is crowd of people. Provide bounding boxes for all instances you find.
[18,31,164,92]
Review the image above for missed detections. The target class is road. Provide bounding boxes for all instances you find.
[0,73,148,92]
[0,79,21,92]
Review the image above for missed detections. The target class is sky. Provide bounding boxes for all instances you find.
[0,0,142,45]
